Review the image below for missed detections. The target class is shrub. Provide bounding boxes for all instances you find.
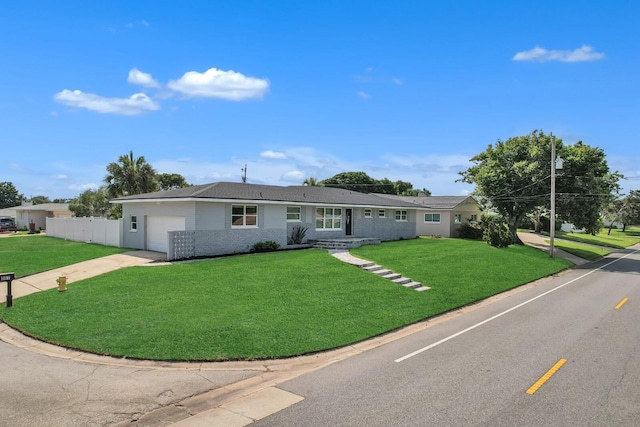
[251,241,281,252]
[482,215,513,248]
[456,222,483,240]
[287,225,308,245]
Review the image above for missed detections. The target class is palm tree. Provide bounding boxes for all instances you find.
[104,151,159,198]
[302,177,321,186]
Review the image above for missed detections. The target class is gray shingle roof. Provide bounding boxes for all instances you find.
[114,182,420,208]
[373,193,475,210]
[15,203,70,212]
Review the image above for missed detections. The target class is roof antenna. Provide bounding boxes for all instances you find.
[241,164,247,183]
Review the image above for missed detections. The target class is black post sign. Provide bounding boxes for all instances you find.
[1,273,15,308]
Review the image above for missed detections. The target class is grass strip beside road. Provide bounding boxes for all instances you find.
[2,239,572,361]
[551,229,640,250]
[0,235,130,277]
[550,240,610,260]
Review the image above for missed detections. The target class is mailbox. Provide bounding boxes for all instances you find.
[1,272,15,307]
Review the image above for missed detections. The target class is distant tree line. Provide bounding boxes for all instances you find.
[303,172,431,196]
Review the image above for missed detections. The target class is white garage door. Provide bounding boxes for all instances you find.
[146,216,186,253]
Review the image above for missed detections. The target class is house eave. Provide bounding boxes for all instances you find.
[113,197,416,210]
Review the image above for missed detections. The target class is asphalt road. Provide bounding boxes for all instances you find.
[253,250,640,427]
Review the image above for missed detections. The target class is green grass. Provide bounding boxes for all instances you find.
[551,229,640,249]
[1,239,573,361]
[550,240,609,260]
[0,235,130,277]
[352,238,572,309]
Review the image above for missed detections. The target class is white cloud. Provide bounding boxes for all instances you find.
[281,170,304,182]
[167,67,269,100]
[54,174,68,180]
[357,91,371,99]
[68,183,99,192]
[140,20,150,27]
[513,45,604,62]
[54,89,160,115]
[392,77,403,86]
[128,68,160,88]
[260,150,287,159]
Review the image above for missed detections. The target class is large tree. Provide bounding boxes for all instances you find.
[104,151,159,199]
[320,172,377,192]
[69,187,110,217]
[605,190,640,233]
[319,172,427,195]
[157,173,191,191]
[0,182,24,208]
[459,131,621,243]
[555,141,621,234]
[29,195,51,205]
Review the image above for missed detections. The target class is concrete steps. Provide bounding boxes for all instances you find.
[312,238,381,250]
[329,250,430,292]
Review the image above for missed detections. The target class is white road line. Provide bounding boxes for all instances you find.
[395,250,639,363]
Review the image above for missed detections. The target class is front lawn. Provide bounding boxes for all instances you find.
[1,239,572,361]
[0,235,130,277]
[351,238,572,309]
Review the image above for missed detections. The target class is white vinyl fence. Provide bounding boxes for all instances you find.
[46,217,124,247]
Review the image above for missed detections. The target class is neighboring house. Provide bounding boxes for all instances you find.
[0,206,18,220]
[15,203,72,231]
[113,182,420,260]
[374,194,482,238]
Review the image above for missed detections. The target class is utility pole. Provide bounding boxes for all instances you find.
[550,133,556,258]
[241,164,247,183]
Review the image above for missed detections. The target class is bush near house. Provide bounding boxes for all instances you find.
[482,215,513,247]
[456,222,483,240]
[251,240,281,252]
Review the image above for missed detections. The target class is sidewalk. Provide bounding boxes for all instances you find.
[517,231,589,266]
[0,250,166,304]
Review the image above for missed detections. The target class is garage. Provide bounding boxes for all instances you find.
[146,216,186,253]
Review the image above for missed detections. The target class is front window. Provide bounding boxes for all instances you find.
[364,208,372,218]
[454,214,462,224]
[232,205,258,227]
[378,209,386,218]
[470,214,478,222]
[316,207,342,230]
[395,210,407,221]
[287,206,301,221]
[424,213,441,223]
[130,215,137,231]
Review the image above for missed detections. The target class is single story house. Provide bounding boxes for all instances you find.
[113,182,420,260]
[374,194,482,238]
[15,203,72,231]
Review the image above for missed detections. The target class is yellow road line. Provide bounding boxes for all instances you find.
[526,358,567,395]
[615,298,628,310]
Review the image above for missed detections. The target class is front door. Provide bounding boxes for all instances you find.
[345,209,353,236]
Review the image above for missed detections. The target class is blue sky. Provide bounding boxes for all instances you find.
[2,1,638,199]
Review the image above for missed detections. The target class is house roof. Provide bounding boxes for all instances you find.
[113,182,420,209]
[373,194,476,210]
[15,203,70,212]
